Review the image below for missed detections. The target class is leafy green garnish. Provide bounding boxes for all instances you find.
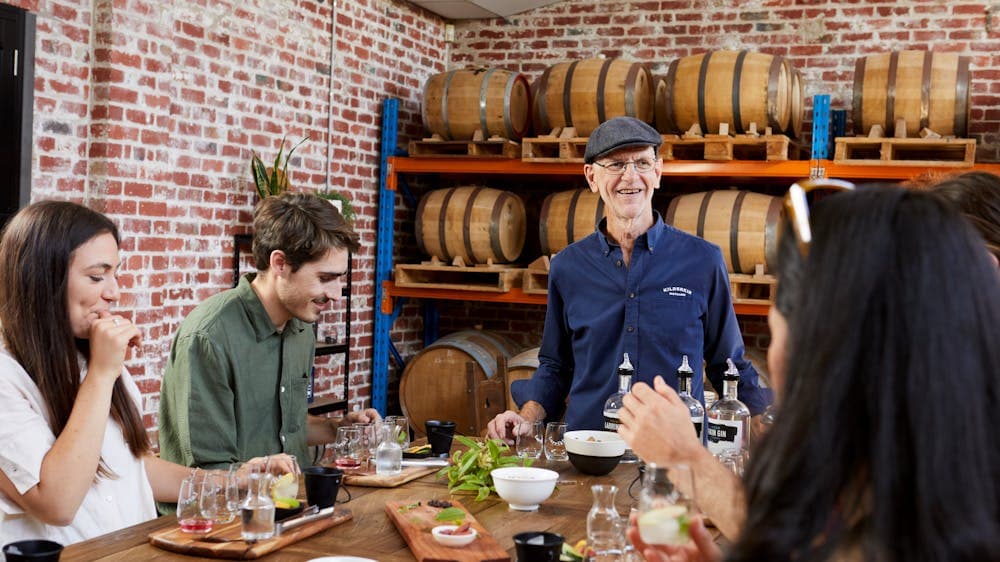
[434,507,467,525]
[398,502,420,514]
[436,435,530,501]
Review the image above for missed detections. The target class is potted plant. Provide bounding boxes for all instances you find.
[315,190,355,223]
[250,135,309,200]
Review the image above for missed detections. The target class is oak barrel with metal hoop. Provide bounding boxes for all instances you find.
[664,190,782,274]
[400,330,522,436]
[657,50,801,137]
[415,186,526,264]
[852,50,970,137]
[539,189,605,255]
[532,58,654,137]
[421,68,532,141]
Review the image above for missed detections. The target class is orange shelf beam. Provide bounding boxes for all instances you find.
[382,281,768,317]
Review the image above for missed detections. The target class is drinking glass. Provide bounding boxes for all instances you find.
[544,421,568,461]
[334,426,363,469]
[353,422,380,463]
[266,454,301,504]
[385,415,410,449]
[637,463,697,546]
[515,420,543,459]
[200,471,235,523]
[177,470,213,533]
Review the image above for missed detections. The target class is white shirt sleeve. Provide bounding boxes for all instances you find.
[0,352,57,512]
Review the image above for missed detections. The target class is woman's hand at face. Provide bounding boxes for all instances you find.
[87,311,140,380]
[618,376,703,467]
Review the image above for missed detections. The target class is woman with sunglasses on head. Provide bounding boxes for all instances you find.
[0,201,280,545]
[620,185,1000,561]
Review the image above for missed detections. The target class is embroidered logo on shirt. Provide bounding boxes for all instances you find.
[663,286,692,297]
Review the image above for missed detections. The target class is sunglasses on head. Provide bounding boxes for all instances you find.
[784,179,857,256]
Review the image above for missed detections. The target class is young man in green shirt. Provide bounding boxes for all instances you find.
[158,192,378,471]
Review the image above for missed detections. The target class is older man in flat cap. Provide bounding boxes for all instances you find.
[488,116,771,441]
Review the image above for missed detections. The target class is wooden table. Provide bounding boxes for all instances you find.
[62,459,645,561]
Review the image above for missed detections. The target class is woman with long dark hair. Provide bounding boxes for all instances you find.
[621,186,1000,561]
[0,201,279,544]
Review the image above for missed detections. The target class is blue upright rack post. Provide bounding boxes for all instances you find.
[372,98,399,415]
[810,94,831,178]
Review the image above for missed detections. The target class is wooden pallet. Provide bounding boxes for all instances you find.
[833,136,975,167]
[729,268,776,306]
[394,257,524,292]
[522,255,550,295]
[660,124,792,162]
[408,133,520,159]
[521,127,588,162]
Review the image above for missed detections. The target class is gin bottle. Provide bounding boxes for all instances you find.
[676,355,705,441]
[603,353,637,463]
[706,359,750,457]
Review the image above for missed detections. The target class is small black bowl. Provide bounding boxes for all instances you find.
[274,504,304,521]
[568,451,623,476]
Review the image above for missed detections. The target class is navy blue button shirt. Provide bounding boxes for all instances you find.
[526,214,773,430]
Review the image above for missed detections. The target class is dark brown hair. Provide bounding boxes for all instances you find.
[252,192,360,271]
[0,201,150,476]
[930,171,1000,261]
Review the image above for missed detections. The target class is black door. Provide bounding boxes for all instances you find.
[0,4,34,227]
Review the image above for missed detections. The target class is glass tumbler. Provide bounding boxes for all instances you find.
[334,426,363,469]
[544,421,568,461]
[177,470,213,533]
[515,420,543,459]
[201,470,237,523]
[637,463,697,546]
[385,415,410,450]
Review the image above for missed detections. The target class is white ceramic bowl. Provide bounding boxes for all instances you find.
[431,525,478,547]
[490,466,559,511]
[564,430,627,456]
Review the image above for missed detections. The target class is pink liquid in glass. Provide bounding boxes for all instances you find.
[179,518,214,533]
[335,458,361,469]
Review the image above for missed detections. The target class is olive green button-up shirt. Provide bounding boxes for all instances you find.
[158,274,315,470]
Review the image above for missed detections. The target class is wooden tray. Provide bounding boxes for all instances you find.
[386,499,510,562]
[343,464,440,488]
[148,509,352,559]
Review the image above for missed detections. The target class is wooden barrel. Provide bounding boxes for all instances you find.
[539,189,605,255]
[784,67,804,138]
[506,347,539,411]
[532,58,654,137]
[852,50,970,137]
[415,186,526,264]
[422,68,532,141]
[659,50,798,137]
[400,330,522,436]
[664,190,782,274]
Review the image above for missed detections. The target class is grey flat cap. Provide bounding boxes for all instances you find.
[584,116,662,164]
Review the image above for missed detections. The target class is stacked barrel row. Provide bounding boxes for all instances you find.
[421,50,971,141]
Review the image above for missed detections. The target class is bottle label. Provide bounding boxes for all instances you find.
[706,419,742,455]
[603,411,620,432]
[692,419,703,439]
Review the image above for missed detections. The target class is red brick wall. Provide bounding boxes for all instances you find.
[8,0,445,443]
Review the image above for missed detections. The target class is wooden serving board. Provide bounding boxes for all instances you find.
[343,464,440,488]
[148,509,352,559]
[385,499,510,562]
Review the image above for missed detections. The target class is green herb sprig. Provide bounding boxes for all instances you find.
[437,435,530,501]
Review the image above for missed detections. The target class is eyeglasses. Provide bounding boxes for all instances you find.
[592,159,657,175]
[784,178,856,256]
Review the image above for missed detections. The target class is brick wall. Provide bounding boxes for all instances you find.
[9,0,445,443]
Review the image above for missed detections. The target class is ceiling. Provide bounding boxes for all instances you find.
[407,0,561,20]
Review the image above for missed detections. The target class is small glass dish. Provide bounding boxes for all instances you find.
[431,525,478,547]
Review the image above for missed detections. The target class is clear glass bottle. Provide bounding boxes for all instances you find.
[586,484,624,562]
[706,359,751,458]
[240,464,275,542]
[603,352,637,463]
[375,424,403,476]
[676,355,705,442]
